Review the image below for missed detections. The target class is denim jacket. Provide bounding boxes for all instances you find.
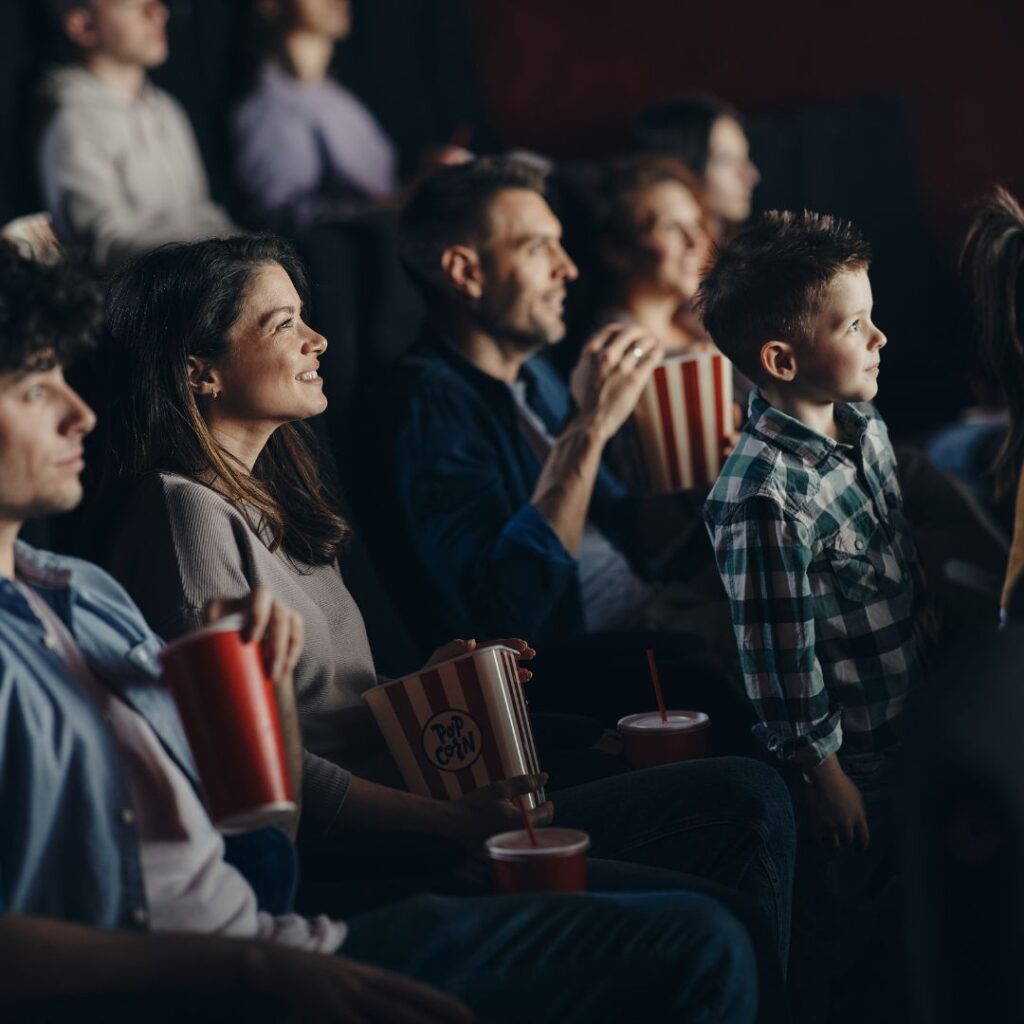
[0,542,296,930]
[369,329,638,651]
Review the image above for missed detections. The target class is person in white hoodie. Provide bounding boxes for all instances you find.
[39,0,236,269]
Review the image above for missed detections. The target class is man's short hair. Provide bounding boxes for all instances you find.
[697,210,872,382]
[0,243,102,374]
[399,157,547,296]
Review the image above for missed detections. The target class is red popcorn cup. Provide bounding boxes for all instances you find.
[364,645,546,809]
[617,711,711,769]
[158,615,295,832]
[485,828,591,893]
[632,348,734,492]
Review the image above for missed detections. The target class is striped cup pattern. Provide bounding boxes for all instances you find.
[364,646,545,809]
[632,349,734,492]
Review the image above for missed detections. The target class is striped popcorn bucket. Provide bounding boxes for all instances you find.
[363,645,546,809]
[632,349,734,492]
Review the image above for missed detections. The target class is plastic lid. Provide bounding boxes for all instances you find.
[617,711,710,733]
[484,827,590,861]
[216,800,296,835]
[157,613,246,662]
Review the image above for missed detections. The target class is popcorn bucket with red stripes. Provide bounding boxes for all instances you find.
[632,349,734,492]
[363,645,546,809]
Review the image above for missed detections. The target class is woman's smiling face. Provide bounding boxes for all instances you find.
[208,262,328,430]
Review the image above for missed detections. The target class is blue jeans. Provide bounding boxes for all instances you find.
[788,752,902,1024]
[344,890,757,1024]
[553,756,795,967]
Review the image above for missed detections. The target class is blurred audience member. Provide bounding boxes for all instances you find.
[233,0,472,231]
[636,96,760,237]
[1,212,62,264]
[38,0,235,269]
[588,155,744,532]
[962,187,1024,619]
[234,0,396,230]
[593,155,713,356]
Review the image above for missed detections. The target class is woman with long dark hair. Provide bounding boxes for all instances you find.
[92,237,796,1001]
[962,186,1024,617]
[635,96,760,238]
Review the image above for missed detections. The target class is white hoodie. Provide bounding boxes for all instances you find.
[38,66,236,269]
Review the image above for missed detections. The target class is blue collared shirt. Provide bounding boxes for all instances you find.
[0,542,295,929]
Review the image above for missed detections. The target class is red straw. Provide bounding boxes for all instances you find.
[646,648,668,724]
[517,795,539,847]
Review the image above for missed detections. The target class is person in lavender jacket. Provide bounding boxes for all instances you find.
[232,0,471,232]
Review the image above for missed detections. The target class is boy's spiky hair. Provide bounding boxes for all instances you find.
[697,209,871,382]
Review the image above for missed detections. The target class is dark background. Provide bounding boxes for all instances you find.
[2,0,1021,435]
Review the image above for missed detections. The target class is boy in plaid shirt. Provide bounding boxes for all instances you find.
[700,210,930,1012]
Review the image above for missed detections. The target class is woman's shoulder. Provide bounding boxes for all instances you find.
[129,472,249,526]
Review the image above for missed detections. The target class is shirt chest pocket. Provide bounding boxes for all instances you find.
[822,517,906,604]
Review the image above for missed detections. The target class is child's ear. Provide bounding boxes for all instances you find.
[760,340,797,382]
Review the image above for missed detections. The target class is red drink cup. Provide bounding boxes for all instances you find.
[485,828,590,893]
[158,616,295,832]
[617,711,711,769]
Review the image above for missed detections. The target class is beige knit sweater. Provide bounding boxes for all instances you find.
[105,472,397,829]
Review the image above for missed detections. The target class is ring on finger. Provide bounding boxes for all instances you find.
[631,345,645,360]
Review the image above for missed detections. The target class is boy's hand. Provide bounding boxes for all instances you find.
[803,754,870,850]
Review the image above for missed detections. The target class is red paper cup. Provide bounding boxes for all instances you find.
[158,615,295,832]
[485,828,590,893]
[617,711,711,769]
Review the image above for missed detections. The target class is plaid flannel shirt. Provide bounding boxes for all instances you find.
[704,390,927,767]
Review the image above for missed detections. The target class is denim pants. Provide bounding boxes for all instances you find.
[554,756,796,968]
[787,752,902,1024]
[344,889,758,1024]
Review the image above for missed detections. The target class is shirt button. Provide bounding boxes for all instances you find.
[854,539,865,551]
[121,808,136,825]
[131,907,150,925]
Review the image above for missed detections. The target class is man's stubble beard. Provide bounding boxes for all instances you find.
[472,293,565,356]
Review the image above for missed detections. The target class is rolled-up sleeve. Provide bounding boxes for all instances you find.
[713,496,842,766]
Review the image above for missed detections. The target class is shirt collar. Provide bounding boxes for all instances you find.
[422,326,530,404]
[12,541,73,589]
[746,387,870,466]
